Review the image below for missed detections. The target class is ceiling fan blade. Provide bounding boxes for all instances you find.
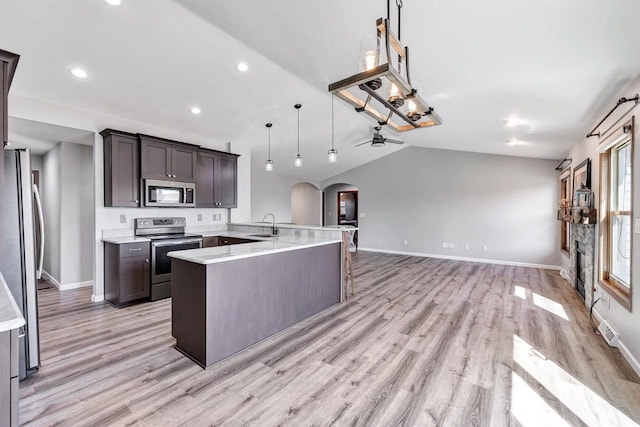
[354,139,373,147]
[385,138,405,144]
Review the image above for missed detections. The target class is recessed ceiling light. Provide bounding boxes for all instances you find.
[103,0,122,6]
[506,138,523,146]
[70,67,88,79]
[503,118,522,127]
[236,62,249,72]
[190,106,201,115]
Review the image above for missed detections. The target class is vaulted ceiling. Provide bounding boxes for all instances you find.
[2,0,640,181]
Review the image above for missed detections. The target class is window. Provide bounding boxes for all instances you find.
[560,171,571,253]
[599,118,634,310]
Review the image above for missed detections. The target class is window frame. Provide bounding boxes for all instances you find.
[598,117,634,311]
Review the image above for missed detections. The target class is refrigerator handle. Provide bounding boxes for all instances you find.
[33,184,45,280]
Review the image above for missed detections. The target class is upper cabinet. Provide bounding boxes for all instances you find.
[100,129,239,208]
[139,135,197,182]
[196,149,238,208]
[0,49,19,148]
[101,129,140,207]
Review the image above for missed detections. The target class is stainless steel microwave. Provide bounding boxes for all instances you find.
[144,179,195,208]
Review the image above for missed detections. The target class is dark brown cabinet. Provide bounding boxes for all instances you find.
[202,236,219,247]
[140,135,197,182]
[104,241,150,307]
[196,150,238,208]
[101,129,140,207]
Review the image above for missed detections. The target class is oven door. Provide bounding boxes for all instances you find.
[151,238,202,284]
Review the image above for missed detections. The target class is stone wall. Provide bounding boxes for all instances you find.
[569,223,596,308]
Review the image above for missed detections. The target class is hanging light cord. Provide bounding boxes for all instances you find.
[331,95,335,150]
[297,107,300,156]
[268,126,271,160]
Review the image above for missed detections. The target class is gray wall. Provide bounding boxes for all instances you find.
[42,144,61,280]
[291,182,322,226]
[560,75,640,371]
[322,146,560,267]
[41,142,94,286]
[60,142,93,285]
[324,183,358,226]
[251,168,306,223]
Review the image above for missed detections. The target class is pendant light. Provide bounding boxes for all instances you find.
[328,95,338,163]
[294,104,303,167]
[265,123,274,172]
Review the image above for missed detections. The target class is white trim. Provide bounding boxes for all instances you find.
[91,294,104,303]
[41,270,61,289]
[598,128,630,153]
[592,308,640,377]
[58,280,93,291]
[41,271,93,291]
[357,248,561,270]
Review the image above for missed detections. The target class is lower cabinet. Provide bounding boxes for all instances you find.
[202,236,257,247]
[104,241,150,307]
[0,328,19,427]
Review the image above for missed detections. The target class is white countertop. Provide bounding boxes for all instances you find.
[0,272,25,333]
[168,234,341,265]
[102,236,151,244]
[229,222,358,231]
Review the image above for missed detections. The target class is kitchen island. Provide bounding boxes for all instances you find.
[168,235,342,368]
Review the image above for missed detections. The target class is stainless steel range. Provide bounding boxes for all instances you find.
[135,217,202,301]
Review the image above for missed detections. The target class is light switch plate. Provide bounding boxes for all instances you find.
[634,218,640,234]
[119,214,126,224]
[197,214,202,221]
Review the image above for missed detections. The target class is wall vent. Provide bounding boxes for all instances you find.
[598,320,620,347]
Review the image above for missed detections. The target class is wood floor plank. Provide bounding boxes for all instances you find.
[19,252,640,426]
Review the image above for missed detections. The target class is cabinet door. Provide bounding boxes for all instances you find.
[119,256,150,303]
[202,236,219,247]
[106,134,139,207]
[215,154,237,208]
[195,151,216,207]
[1,60,6,146]
[140,138,171,180]
[172,145,197,182]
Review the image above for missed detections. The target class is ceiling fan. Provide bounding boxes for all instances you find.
[354,126,405,148]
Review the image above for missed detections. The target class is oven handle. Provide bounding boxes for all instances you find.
[151,238,203,248]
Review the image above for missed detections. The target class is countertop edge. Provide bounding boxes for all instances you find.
[0,273,26,333]
[168,239,341,265]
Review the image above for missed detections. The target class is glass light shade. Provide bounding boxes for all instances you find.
[359,35,380,72]
[328,148,338,163]
[265,159,274,172]
[294,155,302,168]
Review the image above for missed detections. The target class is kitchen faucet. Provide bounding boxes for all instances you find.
[263,213,278,235]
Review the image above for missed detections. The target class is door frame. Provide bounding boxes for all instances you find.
[337,190,358,225]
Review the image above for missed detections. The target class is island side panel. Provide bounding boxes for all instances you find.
[204,242,341,367]
[172,259,207,367]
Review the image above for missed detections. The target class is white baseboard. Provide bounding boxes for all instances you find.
[91,294,104,303]
[41,271,93,291]
[592,308,640,378]
[357,247,561,270]
[41,270,61,288]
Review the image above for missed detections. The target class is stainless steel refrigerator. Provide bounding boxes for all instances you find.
[1,148,44,379]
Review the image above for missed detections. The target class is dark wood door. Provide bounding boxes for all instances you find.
[140,137,171,180]
[202,236,219,247]
[106,133,139,207]
[119,256,150,303]
[216,154,237,208]
[172,145,197,182]
[196,151,216,207]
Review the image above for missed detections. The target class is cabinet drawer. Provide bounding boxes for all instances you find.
[202,236,219,248]
[119,242,150,258]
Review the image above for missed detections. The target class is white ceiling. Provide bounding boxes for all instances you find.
[1,0,640,181]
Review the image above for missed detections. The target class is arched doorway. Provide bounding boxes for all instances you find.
[291,182,322,225]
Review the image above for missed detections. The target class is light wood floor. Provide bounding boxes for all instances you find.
[20,252,640,426]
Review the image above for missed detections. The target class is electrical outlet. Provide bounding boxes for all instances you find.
[403,239,408,246]
[449,243,455,249]
[360,212,366,218]
[197,214,202,222]
[482,245,488,252]
[465,244,470,250]
[119,214,126,224]
[442,242,447,248]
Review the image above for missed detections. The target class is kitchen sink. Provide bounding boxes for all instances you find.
[247,233,275,238]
